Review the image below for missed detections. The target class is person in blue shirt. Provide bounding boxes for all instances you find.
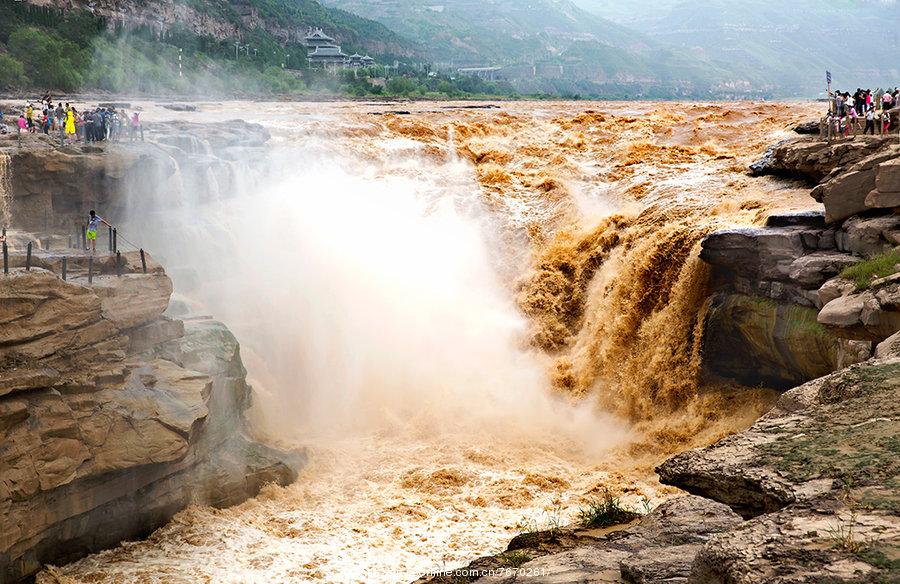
[86,210,111,254]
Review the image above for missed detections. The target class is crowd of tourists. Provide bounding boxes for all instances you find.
[0,95,143,144]
[826,86,898,137]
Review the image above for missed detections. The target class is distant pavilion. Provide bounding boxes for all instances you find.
[304,28,376,69]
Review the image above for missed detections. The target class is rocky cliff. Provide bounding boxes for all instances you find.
[701,136,900,388]
[21,0,418,57]
[0,250,301,583]
[0,121,301,582]
[2,120,269,234]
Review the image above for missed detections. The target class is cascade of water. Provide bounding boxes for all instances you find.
[48,101,820,584]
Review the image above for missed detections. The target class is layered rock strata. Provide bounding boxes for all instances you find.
[698,211,875,387]
[2,120,270,233]
[703,134,900,387]
[0,254,300,583]
[658,358,900,582]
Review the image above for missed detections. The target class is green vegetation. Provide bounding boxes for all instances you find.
[756,362,900,513]
[855,548,900,572]
[841,250,900,290]
[578,490,641,528]
[501,550,531,568]
[0,1,522,98]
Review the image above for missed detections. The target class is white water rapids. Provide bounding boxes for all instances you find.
[39,100,818,583]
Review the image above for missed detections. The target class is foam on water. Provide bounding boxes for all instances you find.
[40,100,821,583]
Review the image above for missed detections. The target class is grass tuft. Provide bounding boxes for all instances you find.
[578,490,641,528]
[840,249,900,289]
[502,550,532,567]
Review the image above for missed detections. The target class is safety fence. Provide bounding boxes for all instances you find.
[1,225,149,284]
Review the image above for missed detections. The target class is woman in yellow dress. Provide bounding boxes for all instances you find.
[65,107,76,140]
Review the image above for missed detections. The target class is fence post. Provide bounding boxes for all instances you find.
[81,225,86,250]
[88,256,93,283]
[108,227,113,252]
[68,235,73,249]
[26,242,32,271]
[140,248,147,274]
[116,251,122,277]
[62,257,67,281]
[2,240,7,274]
[113,228,117,253]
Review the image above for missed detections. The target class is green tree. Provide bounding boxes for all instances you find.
[385,76,419,95]
[8,27,84,90]
[0,53,27,87]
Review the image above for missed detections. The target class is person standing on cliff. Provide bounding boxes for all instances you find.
[864,108,876,135]
[85,210,111,255]
[130,112,143,142]
[64,105,76,144]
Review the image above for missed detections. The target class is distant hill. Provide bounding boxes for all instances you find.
[320,0,760,97]
[321,0,642,67]
[16,0,421,60]
[0,0,425,95]
[571,0,900,95]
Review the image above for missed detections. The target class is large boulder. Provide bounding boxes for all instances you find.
[818,278,900,341]
[812,168,876,223]
[701,227,806,281]
[875,330,900,358]
[90,273,173,330]
[843,214,900,257]
[809,147,900,223]
[867,157,900,208]
[657,359,900,517]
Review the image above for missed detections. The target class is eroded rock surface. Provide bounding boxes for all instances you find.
[4,119,270,233]
[749,135,896,183]
[818,275,900,341]
[692,498,900,584]
[416,496,742,584]
[658,359,900,517]
[702,293,845,387]
[0,262,300,583]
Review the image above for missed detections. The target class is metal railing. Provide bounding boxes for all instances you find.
[1,223,149,284]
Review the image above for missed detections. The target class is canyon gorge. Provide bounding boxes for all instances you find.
[0,99,897,583]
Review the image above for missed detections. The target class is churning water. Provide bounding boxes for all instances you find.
[40,100,819,583]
